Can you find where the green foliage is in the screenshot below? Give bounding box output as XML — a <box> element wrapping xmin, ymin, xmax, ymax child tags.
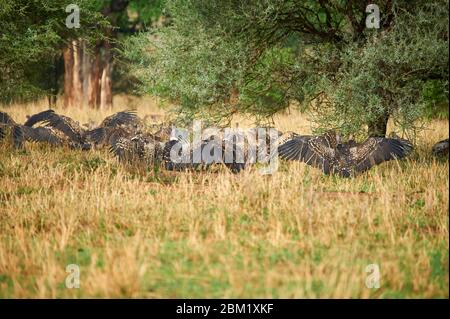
<box><xmin>127</xmin><ymin>0</ymin><xmax>164</xmax><ymax>26</ymax></box>
<box><xmin>311</xmin><ymin>1</ymin><xmax>449</xmax><ymax>138</ymax></box>
<box><xmin>422</xmin><ymin>80</ymin><xmax>449</xmax><ymax>120</ymax></box>
<box><xmin>240</xmin><ymin>47</ymin><xmax>305</xmax><ymax>121</ymax></box>
<box><xmin>0</xmin><ymin>0</ymin><xmax>108</xmax><ymax>103</ymax></box>
<box><xmin>110</xmin><ymin>0</ymin><xmax>166</xmax><ymax>95</ymax></box>
<box><xmin>122</xmin><ymin>3</ymin><xmax>252</xmax><ymax>124</ymax></box>
<box><xmin>124</xmin><ymin>0</ymin><xmax>448</xmax><ymax>136</ymax></box>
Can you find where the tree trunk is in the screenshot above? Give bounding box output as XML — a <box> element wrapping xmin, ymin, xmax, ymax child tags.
<box><xmin>88</xmin><ymin>43</ymin><xmax>102</xmax><ymax>108</ymax></box>
<box><xmin>81</xmin><ymin>41</ymin><xmax>91</xmax><ymax>105</ymax></box>
<box><xmin>100</xmin><ymin>41</ymin><xmax>113</xmax><ymax>110</ymax></box>
<box><xmin>63</xmin><ymin>46</ymin><xmax>74</xmax><ymax>108</ymax></box>
<box><xmin>61</xmin><ymin>1</ymin><xmax>132</xmax><ymax>109</ymax></box>
<box><xmin>72</xmin><ymin>40</ymin><xmax>83</xmax><ymax>107</ymax></box>
<box><xmin>368</xmin><ymin>112</ymin><xmax>389</xmax><ymax>137</ymax></box>
<box><xmin>47</xmin><ymin>54</ymin><xmax>61</xmax><ymax>107</ymax></box>
<box><xmin>63</xmin><ymin>40</ymin><xmax>84</xmax><ymax>108</ymax></box>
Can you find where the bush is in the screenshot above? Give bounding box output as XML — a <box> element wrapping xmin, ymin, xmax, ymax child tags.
<box><xmin>123</xmin><ymin>0</ymin><xmax>448</xmax><ymax>137</ymax></box>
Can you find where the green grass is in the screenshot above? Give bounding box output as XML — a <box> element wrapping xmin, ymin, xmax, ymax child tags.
<box><xmin>0</xmin><ymin>102</ymin><xmax>448</xmax><ymax>298</ymax></box>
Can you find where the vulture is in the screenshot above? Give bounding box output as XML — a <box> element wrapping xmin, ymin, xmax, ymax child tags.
<box><xmin>1</xmin><ymin>111</ymin><xmax>63</xmax><ymax>148</ymax></box>
<box><xmin>0</xmin><ymin>111</ymin><xmax>19</xmax><ymax>145</ymax></box>
<box><xmin>84</xmin><ymin>110</ymin><xmax>141</xmax><ymax>147</ymax></box>
<box><xmin>99</xmin><ymin>110</ymin><xmax>140</xmax><ymax>128</ymax></box>
<box><xmin>109</xmin><ymin>132</ymin><xmax>165</xmax><ymax>167</ymax></box>
<box><xmin>162</xmin><ymin>126</ymin><xmax>292</xmax><ymax>173</ymax></box>
<box><xmin>0</xmin><ymin>111</ymin><xmax>17</xmax><ymax>126</ymax></box>
<box><xmin>1</xmin><ymin>112</ymin><xmax>15</xmax><ymax>140</ymax></box>
<box><xmin>432</xmin><ymin>139</ymin><xmax>449</xmax><ymax>157</ymax></box>
<box><xmin>162</xmin><ymin>130</ymin><xmax>210</xmax><ymax>172</ymax></box>
<box><xmin>162</xmin><ymin>128</ymin><xmax>273</xmax><ymax>173</ymax></box>
<box><xmin>24</xmin><ymin>109</ymin><xmax>140</xmax><ymax>150</ymax></box>
<box><xmin>278</xmin><ymin>131</ymin><xmax>413</xmax><ymax>177</ymax></box>
<box><xmin>88</xmin><ymin>111</ymin><xmax>170</xmax><ymax>166</ymax></box>
<box><xmin>24</xmin><ymin>109</ymin><xmax>91</xmax><ymax>150</ymax></box>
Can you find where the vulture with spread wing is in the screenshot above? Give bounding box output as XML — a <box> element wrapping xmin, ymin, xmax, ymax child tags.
<box><xmin>278</xmin><ymin>131</ymin><xmax>413</xmax><ymax>177</ymax></box>
<box><xmin>84</xmin><ymin>110</ymin><xmax>141</xmax><ymax>147</ymax></box>
<box><xmin>84</xmin><ymin>110</ymin><xmax>174</xmax><ymax>167</ymax></box>
<box><xmin>99</xmin><ymin>110</ymin><xmax>140</xmax><ymax>128</ymax></box>
<box><xmin>24</xmin><ymin>109</ymin><xmax>91</xmax><ymax>150</ymax></box>
<box><xmin>2</xmin><ymin>111</ymin><xmax>66</xmax><ymax>148</ymax></box>
<box><xmin>163</xmin><ymin>127</ymin><xmax>283</xmax><ymax>173</ymax></box>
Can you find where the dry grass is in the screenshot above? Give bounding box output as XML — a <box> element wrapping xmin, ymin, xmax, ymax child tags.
<box><xmin>0</xmin><ymin>96</ymin><xmax>448</xmax><ymax>298</ymax></box>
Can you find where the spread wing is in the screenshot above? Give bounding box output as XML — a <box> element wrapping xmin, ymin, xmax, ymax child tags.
<box><xmin>0</xmin><ymin>112</ymin><xmax>17</xmax><ymax>126</ymax></box>
<box><xmin>15</xmin><ymin>126</ymin><xmax>63</xmax><ymax>146</ymax></box>
<box><xmin>100</xmin><ymin>110</ymin><xmax>139</xmax><ymax>128</ymax></box>
<box><xmin>278</xmin><ymin>135</ymin><xmax>335</xmax><ymax>174</ymax></box>
<box><xmin>0</xmin><ymin>124</ymin><xmax>20</xmax><ymax>143</ymax></box>
<box><xmin>23</xmin><ymin>110</ymin><xmax>55</xmax><ymax>127</ymax></box>
<box><xmin>87</xmin><ymin>126</ymin><xmax>136</xmax><ymax>148</ymax></box>
<box><xmin>351</xmin><ymin>137</ymin><xmax>413</xmax><ymax>173</ymax></box>
<box><xmin>43</xmin><ymin>113</ymin><xmax>85</xmax><ymax>144</ymax></box>
<box><xmin>1</xmin><ymin>125</ymin><xmax>29</xmax><ymax>148</ymax></box>
<box><xmin>85</xmin><ymin>127</ymin><xmax>107</xmax><ymax>145</ymax></box>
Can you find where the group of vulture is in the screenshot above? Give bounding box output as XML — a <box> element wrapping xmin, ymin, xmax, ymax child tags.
<box><xmin>1</xmin><ymin>109</ymin><xmax>448</xmax><ymax>178</ymax></box>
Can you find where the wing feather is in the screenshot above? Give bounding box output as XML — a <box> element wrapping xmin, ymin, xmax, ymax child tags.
<box><xmin>43</xmin><ymin>113</ymin><xmax>85</xmax><ymax>144</ymax></box>
<box><xmin>23</xmin><ymin>110</ymin><xmax>55</xmax><ymax>127</ymax></box>
<box><xmin>18</xmin><ymin>126</ymin><xmax>63</xmax><ymax>145</ymax></box>
<box><xmin>0</xmin><ymin>112</ymin><xmax>17</xmax><ymax>126</ymax></box>
<box><xmin>100</xmin><ymin>110</ymin><xmax>139</xmax><ymax>128</ymax></box>
<box><xmin>352</xmin><ymin>137</ymin><xmax>413</xmax><ymax>173</ymax></box>
<box><xmin>278</xmin><ymin>135</ymin><xmax>334</xmax><ymax>174</ymax></box>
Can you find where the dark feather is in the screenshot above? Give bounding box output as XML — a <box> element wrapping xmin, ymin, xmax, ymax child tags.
<box><xmin>0</xmin><ymin>112</ymin><xmax>17</xmax><ymax>126</ymax></box>
<box><xmin>43</xmin><ymin>112</ymin><xmax>85</xmax><ymax>144</ymax></box>
<box><xmin>109</xmin><ymin>132</ymin><xmax>164</xmax><ymax>166</ymax></box>
<box><xmin>23</xmin><ymin>110</ymin><xmax>55</xmax><ymax>127</ymax></box>
<box><xmin>278</xmin><ymin>135</ymin><xmax>334</xmax><ymax>174</ymax></box>
<box><xmin>352</xmin><ymin>137</ymin><xmax>413</xmax><ymax>173</ymax></box>
<box><xmin>100</xmin><ymin>110</ymin><xmax>139</xmax><ymax>128</ymax></box>
<box><xmin>278</xmin><ymin>133</ymin><xmax>413</xmax><ymax>177</ymax></box>
<box><xmin>0</xmin><ymin>124</ymin><xmax>24</xmax><ymax>148</ymax></box>
<box><xmin>18</xmin><ymin>126</ymin><xmax>63</xmax><ymax>146</ymax></box>
<box><xmin>432</xmin><ymin>138</ymin><xmax>449</xmax><ymax>157</ymax></box>
<box><xmin>85</xmin><ymin>127</ymin><xmax>107</xmax><ymax>144</ymax></box>
<box><xmin>12</xmin><ymin>125</ymin><xmax>24</xmax><ymax>148</ymax></box>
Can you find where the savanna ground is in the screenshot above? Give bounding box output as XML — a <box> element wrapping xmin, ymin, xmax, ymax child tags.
<box><xmin>0</xmin><ymin>96</ymin><xmax>448</xmax><ymax>298</ymax></box>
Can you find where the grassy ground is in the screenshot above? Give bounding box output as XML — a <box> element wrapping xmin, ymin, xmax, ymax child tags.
<box><xmin>0</xmin><ymin>97</ymin><xmax>448</xmax><ymax>298</ymax></box>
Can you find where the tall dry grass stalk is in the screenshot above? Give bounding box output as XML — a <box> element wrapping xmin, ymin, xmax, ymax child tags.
<box><xmin>0</xmin><ymin>96</ymin><xmax>448</xmax><ymax>298</ymax></box>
